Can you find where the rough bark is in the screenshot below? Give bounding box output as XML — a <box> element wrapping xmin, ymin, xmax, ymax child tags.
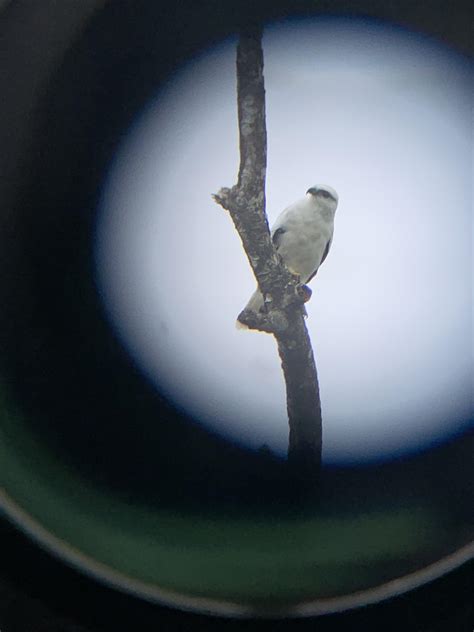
<box><xmin>213</xmin><ymin>26</ymin><xmax>322</xmax><ymax>480</ymax></box>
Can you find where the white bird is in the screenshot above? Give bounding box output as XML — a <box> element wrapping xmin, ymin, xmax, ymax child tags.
<box><xmin>237</xmin><ymin>184</ymin><xmax>338</xmax><ymax>328</ymax></box>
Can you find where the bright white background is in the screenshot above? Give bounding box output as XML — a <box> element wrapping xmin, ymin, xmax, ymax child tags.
<box><xmin>96</xmin><ymin>18</ymin><xmax>473</xmax><ymax>464</ymax></box>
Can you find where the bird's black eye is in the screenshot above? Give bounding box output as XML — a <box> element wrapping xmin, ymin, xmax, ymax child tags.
<box><xmin>320</xmin><ymin>190</ymin><xmax>330</xmax><ymax>199</ymax></box>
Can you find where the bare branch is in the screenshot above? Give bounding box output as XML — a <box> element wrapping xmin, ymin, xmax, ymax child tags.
<box><xmin>213</xmin><ymin>26</ymin><xmax>322</xmax><ymax>480</ymax></box>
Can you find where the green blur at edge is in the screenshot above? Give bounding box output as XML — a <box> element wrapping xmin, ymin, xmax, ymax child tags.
<box><xmin>0</xmin><ymin>390</ymin><xmax>440</xmax><ymax>609</ymax></box>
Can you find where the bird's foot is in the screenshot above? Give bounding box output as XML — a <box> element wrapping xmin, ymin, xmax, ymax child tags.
<box><xmin>297</xmin><ymin>284</ymin><xmax>312</xmax><ymax>303</ymax></box>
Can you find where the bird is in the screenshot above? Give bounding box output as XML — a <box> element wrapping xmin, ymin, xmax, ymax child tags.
<box><xmin>237</xmin><ymin>184</ymin><xmax>338</xmax><ymax>328</ymax></box>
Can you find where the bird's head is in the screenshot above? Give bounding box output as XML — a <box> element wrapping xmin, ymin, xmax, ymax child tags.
<box><xmin>306</xmin><ymin>184</ymin><xmax>338</xmax><ymax>213</ymax></box>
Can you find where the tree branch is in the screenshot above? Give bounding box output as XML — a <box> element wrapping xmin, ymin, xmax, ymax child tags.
<box><xmin>213</xmin><ymin>26</ymin><xmax>322</xmax><ymax>480</ymax></box>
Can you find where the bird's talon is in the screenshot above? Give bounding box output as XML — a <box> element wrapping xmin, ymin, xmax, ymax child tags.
<box><xmin>297</xmin><ymin>284</ymin><xmax>312</xmax><ymax>303</ymax></box>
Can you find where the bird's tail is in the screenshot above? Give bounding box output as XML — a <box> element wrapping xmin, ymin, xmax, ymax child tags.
<box><xmin>236</xmin><ymin>288</ymin><xmax>264</xmax><ymax>330</ymax></box>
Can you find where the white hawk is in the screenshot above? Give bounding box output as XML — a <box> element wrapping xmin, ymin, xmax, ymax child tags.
<box><xmin>237</xmin><ymin>184</ymin><xmax>338</xmax><ymax>327</ymax></box>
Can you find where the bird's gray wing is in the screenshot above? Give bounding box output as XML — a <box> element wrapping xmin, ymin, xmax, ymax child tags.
<box><xmin>320</xmin><ymin>237</ymin><xmax>332</xmax><ymax>266</ymax></box>
<box><xmin>272</xmin><ymin>226</ymin><xmax>286</xmax><ymax>250</ymax></box>
<box><xmin>306</xmin><ymin>238</ymin><xmax>332</xmax><ymax>283</ymax></box>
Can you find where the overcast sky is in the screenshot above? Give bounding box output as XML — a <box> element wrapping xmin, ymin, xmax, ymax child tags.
<box><xmin>95</xmin><ymin>18</ymin><xmax>473</xmax><ymax>464</ymax></box>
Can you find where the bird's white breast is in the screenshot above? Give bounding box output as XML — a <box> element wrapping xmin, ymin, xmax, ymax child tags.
<box><xmin>271</xmin><ymin>196</ymin><xmax>334</xmax><ymax>282</ymax></box>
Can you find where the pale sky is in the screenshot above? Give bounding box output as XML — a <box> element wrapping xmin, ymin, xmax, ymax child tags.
<box><xmin>95</xmin><ymin>18</ymin><xmax>473</xmax><ymax>464</ymax></box>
